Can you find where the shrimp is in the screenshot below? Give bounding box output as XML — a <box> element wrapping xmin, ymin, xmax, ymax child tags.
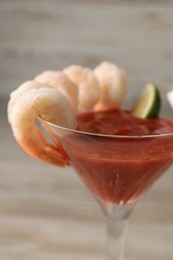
<box><xmin>94</xmin><ymin>62</ymin><xmax>127</xmax><ymax>111</ymax></box>
<box><xmin>63</xmin><ymin>65</ymin><xmax>101</xmax><ymax>111</ymax></box>
<box><xmin>34</xmin><ymin>71</ymin><xmax>78</xmax><ymax>111</ymax></box>
<box><xmin>8</xmin><ymin>81</ymin><xmax>48</xmax><ymax>124</ymax></box>
<box><xmin>8</xmin><ymin>82</ymin><xmax>76</xmax><ymax>166</ymax></box>
<box><xmin>8</xmin><ymin>61</ymin><xmax>128</xmax><ymax>167</ymax></box>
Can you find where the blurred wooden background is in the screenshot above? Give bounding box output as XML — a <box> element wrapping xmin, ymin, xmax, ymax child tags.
<box><xmin>1</xmin><ymin>0</ymin><xmax>173</xmax><ymax>102</ymax></box>
<box><xmin>0</xmin><ymin>1</ymin><xmax>173</xmax><ymax>259</ymax></box>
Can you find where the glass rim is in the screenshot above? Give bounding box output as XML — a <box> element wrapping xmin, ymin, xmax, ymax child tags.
<box><xmin>39</xmin><ymin>116</ymin><xmax>173</xmax><ymax>140</ymax></box>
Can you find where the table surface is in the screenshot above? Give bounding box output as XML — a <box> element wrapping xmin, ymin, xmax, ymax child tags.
<box><xmin>1</xmin><ymin>1</ymin><xmax>173</xmax><ymax>259</ymax></box>
<box><xmin>1</xmin><ymin>111</ymin><xmax>173</xmax><ymax>260</ymax></box>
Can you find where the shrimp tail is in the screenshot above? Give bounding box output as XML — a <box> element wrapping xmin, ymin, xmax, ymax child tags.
<box><xmin>9</xmin><ymin>85</ymin><xmax>76</xmax><ymax>167</ymax></box>
<box><xmin>15</xmin><ymin>127</ymin><xmax>67</xmax><ymax>166</ymax></box>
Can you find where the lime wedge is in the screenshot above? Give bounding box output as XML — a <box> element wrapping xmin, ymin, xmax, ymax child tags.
<box><xmin>131</xmin><ymin>83</ymin><xmax>161</xmax><ymax>118</ymax></box>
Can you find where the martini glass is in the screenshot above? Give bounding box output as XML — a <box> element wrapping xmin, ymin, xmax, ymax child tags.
<box><xmin>40</xmin><ymin>116</ymin><xmax>173</xmax><ymax>260</ymax></box>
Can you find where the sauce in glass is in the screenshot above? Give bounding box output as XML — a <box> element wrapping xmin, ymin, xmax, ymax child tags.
<box><xmin>60</xmin><ymin>109</ymin><xmax>173</xmax><ymax>203</ymax></box>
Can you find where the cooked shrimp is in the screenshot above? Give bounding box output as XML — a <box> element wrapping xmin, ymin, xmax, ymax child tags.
<box><xmin>8</xmin><ymin>83</ymin><xmax>76</xmax><ymax>166</ymax></box>
<box><xmin>8</xmin><ymin>81</ymin><xmax>47</xmax><ymax>124</ymax></box>
<box><xmin>94</xmin><ymin>62</ymin><xmax>127</xmax><ymax>111</ymax></box>
<box><xmin>8</xmin><ymin>61</ymin><xmax>128</xmax><ymax>167</ymax></box>
<box><xmin>63</xmin><ymin>65</ymin><xmax>101</xmax><ymax>111</ymax></box>
<box><xmin>34</xmin><ymin>71</ymin><xmax>78</xmax><ymax>111</ymax></box>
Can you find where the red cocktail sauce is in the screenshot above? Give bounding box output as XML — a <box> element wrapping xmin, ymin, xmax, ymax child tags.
<box><xmin>62</xmin><ymin>109</ymin><xmax>173</xmax><ymax>203</ymax></box>
<box><xmin>77</xmin><ymin>109</ymin><xmax>173</xmax><ymax>136</ymax></box>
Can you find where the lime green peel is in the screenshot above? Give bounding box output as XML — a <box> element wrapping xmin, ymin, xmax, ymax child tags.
<box><xmin>131</xmin><ymin>83</ymin><xmax>161</xmax><ymax>119</ymax></box>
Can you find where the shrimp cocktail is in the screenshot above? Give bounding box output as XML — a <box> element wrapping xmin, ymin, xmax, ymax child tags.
<box><xmin>8</xmin><ymin>62</ymin><xmax>173</xmax><ymax>259</ymax></box>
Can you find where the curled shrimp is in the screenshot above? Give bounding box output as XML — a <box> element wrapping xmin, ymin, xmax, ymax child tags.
<box><xmin>94</xmin><ymin>62</ymin><xmax>127</xmax><ymax>111</ymax></box>
<box><xmin>8</xmin><ymin>81</ymin><xmax>47</xmax><ymax>124</ymax></box>
<box><xmin>8</xmin><ymin>82</ymin><xmax>76</xmax><ymax>166</ymax></box>
<box><xmin>63</xmin><ymin>65</ymin><xmax>101</xmax><ymax>111</ymax></box>
<box><xmin>8</xmin><ymin>61</ymin><xmax>128</xmax><ymax>167</ymax></box>
<box><xmin>34</xmin><ymin>71</ymin><xmax>78</xmax><ymax>111</ymax></box>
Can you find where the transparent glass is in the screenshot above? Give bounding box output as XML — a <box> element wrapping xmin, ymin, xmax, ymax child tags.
<box><xmin>40</xmin><ymin>118</ymin><xmax>173</xmax><ymax>260</ymax></box>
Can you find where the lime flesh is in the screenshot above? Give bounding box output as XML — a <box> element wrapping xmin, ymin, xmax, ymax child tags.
<box><xmin>131</xmin><ymin>83</ymin><xmax>161</xmax><ymax>118</ymax></box>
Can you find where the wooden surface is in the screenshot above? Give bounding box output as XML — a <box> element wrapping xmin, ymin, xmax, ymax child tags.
<box><xmin>1</xmin><ymin>110</ymin><xmax>173</xmax><ymax>260</ymax></box>
<box><xmin>1</xmin><ymin>1</ymin><xmax>173</xmax><ymax>101</ymax></box>
<box><xmin>1</xmin><ymin>1</ymin><xmax>173</xmax><ymax>259</ymax></box>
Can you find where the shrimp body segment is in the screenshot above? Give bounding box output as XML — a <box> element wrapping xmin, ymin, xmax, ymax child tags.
<box><xmin>9</xmin><ymin>84</ymin><xmax>76</xmax><ymax>166</ymax></box>
<box><xmin>63</xmin><ymin>65</ymin><xmax>101</xmax><ymax>111</ymax></box>
<box><xmin>34</xmin><ymin>71</ymin><xmax>78</xmax><ymax>111</ymax></box>
<box><xmin>94</xmin><ymin>62</ymin><xmax>128</xmax><ymax>111</ymax></box>
<box><xmin>8</xmin><ymin>81</ymin><xmax>48</xmax><ymax>124</ymax></box>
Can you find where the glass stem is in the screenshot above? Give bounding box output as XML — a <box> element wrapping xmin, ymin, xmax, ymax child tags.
<box><xmin>106</xmin><ymin>214</ymin><xmax>128</xmax><ymax>260</ymax></box>
<box><xmin>101</xmin><ymin>203</ymin><xmax>133</xmax><ymax>260</ymax></box>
